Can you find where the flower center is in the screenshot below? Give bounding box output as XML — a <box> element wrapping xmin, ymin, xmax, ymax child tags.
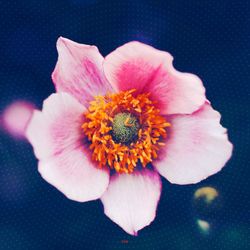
<box><xmin>82</xmin><ymin>89</ymin><xmax>170</xmax><ymax>174</ymax></box>
<box><xmin>112</xmin><ymin>112</ymin><xmax>140</xmax><ymax>144</ymax></box>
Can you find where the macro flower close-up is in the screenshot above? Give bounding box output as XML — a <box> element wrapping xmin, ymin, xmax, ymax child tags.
<box><xmin>26</xmin><ymin>37</ymin><xmax>233</xmax><ymax>235</ymax></box>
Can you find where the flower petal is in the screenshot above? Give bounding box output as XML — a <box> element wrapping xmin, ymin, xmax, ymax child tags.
<box><xmin>104</xmin><ymin>41</ymin><xmax>205</xmax><ymax>115</ymax></box>
<box><xmin>154</xmin><ymin>104</ymin><xmax>233</xmax><ymax>184</ymax></box>
<box><xmin>52</xmin><ymin>37</ymin><xmax>114</xmax><ymax>106</ymax></box>
<box><xmin>38</xmin><ymin>148</ymin><xmax>109</xmax><ymax>202</ymax></box>
<box><xmin>26</xmin><ymin>93</ymin><xmax>109</xmax><ymax>202</ymax></box>
<box><xmin>101</xmin><ymin>169</ymin><xmax>161</xmax><ymax>235</ymax></box>
<box><xmin>26</xmin><ymin>92</ymin><xmax>85</xmax><ymax>160</ymax></box>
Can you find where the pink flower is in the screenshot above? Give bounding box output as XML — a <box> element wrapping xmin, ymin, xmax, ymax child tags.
<box><xmin>26</xmin><ymin>37</ymin><xmax>233</xmax><ymax>235</ymax></box>
<box><xmin>2</xmin><ymin>101</ymin><xmax>34</xmax><ymax>138</ymax></box>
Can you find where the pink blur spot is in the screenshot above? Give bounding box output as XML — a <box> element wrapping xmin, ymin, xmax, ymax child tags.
<box><xmin>2</xmin><ymin>101</ymin><xmax>35</xmax><ymax>138</ymax></box>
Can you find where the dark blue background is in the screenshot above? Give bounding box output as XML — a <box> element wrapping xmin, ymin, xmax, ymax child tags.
<box><xmin>0</xmin><ymin>1</ymin><xmax>249</xmax><ymax>249</ymax></box>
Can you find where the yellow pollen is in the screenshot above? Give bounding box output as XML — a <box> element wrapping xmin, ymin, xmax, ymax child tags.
<box><xmin>82</xmin><ymin>89</ymin><xmax>171</xmax><ymax>174</ymax></box>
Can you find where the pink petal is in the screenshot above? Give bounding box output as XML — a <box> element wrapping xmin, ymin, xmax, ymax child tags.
<box><xmin>26</xmin><ymin>93</ymin><xmax>109</xmax><ymax>202</ymax></box>
<box><xmin>38</xmin><ymin>147</ymin><xmax>109</xmax><ymax>202</ymax></box>
<box><xmin>154</xmin><ymin>104</ymin><xmax>233</xmax><ymax>184</ymax></box>
<box><xmin>52</xmin><ymin>37</ymin><xmax>114</xmax><ymax>107</ymax></box>
<box><xmin>26</xmin><ymin>92</ymin><xmax>85</xmax><ymax>160</ymax></box>
<box><xmin>101</xmin><ymin>169</ymin><xmax>161</xmax><ymax>235</ymax></box>
<box><xmin>104</xmin><ymin>41</ymin><xmax>205</xmax><ymax>115</ymax></box>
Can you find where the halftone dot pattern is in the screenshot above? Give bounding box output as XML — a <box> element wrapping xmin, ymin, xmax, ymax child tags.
<box><xmin>0</xmin><ymin>0</ymin><xmax>249</xmax><ymax>249</ymax></box>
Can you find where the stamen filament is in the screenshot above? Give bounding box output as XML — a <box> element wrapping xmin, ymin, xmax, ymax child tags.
<box><xmin>82</xmin><ymin>89</ymin><xmax>170</xmax><ymax>173</ymax></box>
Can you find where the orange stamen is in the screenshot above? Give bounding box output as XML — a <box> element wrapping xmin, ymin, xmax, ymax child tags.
<box><xmin>82</xmin><ymin>89</ymin><xmax>171</xmax><ymax>174</ymax></box>
<box><xmin>124</xmin><ymin>116</ymin><xmax>133</xmax><ymax>127</ymax></box>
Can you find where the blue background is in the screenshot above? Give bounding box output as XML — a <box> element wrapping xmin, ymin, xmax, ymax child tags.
<box><xmin>0</xmin><ymin>0</ymin><xmax>249</xmax><ymax>249</ymax></box>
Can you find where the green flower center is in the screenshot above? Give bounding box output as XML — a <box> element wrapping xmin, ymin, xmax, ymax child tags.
<box><xmin>112</xmin><ymin>112</ymin><xmax>140</xmax><ymax>144</ymax></box>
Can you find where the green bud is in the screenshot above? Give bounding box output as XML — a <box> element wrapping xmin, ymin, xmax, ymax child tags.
<box><xmin>112</xmin><ymin>112</ymin><xmax>140</xmax><ymax>145</ymax></box>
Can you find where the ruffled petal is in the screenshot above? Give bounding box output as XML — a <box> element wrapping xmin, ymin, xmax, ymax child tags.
<box><xmin>26</xmin><ymin>93</ymin><xmax>109</xmax><ymax>202</ymax></box>
<box><xmin>104</xmin><ymin>41</ymin><xmax>205</xmax><ymax>115</ymax></box>
<box><xmin>101</xmin><ymin>169</ymin><xmax>161</xmax><ymax>235</ymax></box>
<box><xmin>38</xmin><ymin>148</ymin><xmax>109</xmax><ymax>202</ymax></box>
<box><xmin>26</xmin><ymin>92</ymin><xmax>85</xmax><ymax>160</ymax></box>
<box><xmin>52</xmin><ymin>37</ymin><xmax>114</xmax><ymax>107</ymax></box>
<box><xmin>154</xmin><ymin>104</ymin><xmax>233</xmax><ymax>184</ymax></box>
